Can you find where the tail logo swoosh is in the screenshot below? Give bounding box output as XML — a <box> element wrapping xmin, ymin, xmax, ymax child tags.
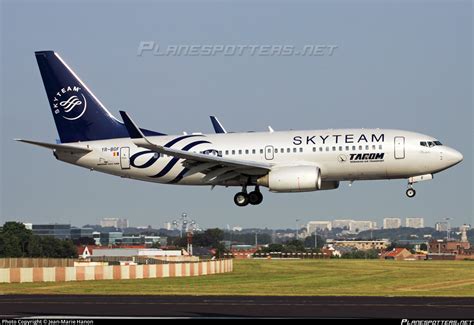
<box><xmin>52</xmin><ymin>85</ymin><xmax>87</xmax><ymax>121</ymax></box>
<box><xmin>60</xmin><ymin>95</ymin><xmax>82</xmax><ymax>112</ymax></box>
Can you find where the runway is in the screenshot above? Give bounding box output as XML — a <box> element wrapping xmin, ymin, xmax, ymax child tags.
<box><xmin>1</xmin><ymin>295</ymin><xmax>473</xmax><ymax>318</ymax></box>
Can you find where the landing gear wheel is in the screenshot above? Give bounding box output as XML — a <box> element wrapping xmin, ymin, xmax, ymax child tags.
<box><xmin>234</xmin><ymin>192</ymin><xmax>249</xmax><ymax>207</ymax></box>
<box><xmin>248</xmin><ymin>191</ymin><xmax>264</xmax><ymax>205</ymax></box>
<box><xmin>406</xmin><ymin>188</ymin><xmax>416</xmax><ymax>198</ymax></box>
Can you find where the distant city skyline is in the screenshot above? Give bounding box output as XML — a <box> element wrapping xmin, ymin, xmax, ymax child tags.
<box><xmin>1</xmin><ymin>1</ymin><xmax>472</xmax><ymax>228</ymax></box>
<box><xmin>10</xmin><ymin>215</ymin><xmax>471</xmax><ymax>231</ymax></box>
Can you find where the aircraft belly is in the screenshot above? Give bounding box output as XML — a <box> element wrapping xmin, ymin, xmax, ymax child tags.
<box><xmin>317</xmin><ymin>157</ymin><xmax>388</xmax><ymax>181</ymax></box>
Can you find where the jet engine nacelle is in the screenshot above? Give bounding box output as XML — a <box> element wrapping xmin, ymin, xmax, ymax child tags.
<box><xmin>319</xmin><ymin>180</ymin><xmax>339</xmax><ymax>190</ymax></box>
<box><xmin>257</xmin><ymin>166</ymin><xmax>322</xmax><ymax>193</ymax></box>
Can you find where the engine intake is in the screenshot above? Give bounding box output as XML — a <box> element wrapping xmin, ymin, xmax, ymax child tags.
<box><xmin>257</xmin><ymin>166</ymin><xmax>322</xmax><ymax>192</ymax></box>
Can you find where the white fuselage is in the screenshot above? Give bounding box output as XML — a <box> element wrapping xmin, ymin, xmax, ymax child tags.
<box><xmin>55</xmin><ymin>128</ymin><xmax>463</xmax><ymax>188</ymax></box>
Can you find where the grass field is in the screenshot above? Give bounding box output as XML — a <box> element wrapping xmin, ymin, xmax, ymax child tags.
<box><xmin>0</xmin><ymin>259</ymin><xmax>473</xmax><ymax>296</ymax></box>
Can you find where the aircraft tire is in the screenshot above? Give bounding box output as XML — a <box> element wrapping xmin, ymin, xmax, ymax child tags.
<box><xmin>249</xmin><ymin>191</ymin><xmax>263</xmax><ymax>205</ymax></box>
<box><xmin>406</xmin><ymin>188</ymin><xmax>416</xmax><ymax>198</ymax></box>
<box><xmin>234</xmin><ymin>192</ymin><xmax>249</xmax><ymax>206</ymax></box>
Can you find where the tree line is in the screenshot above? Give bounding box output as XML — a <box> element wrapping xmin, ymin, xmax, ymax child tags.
<box><xmin>0</xmin><ymin>222</ymin><xmax>77</xmax><ymax>258</ymax></box>
<box><xmin>169</xmin><ymin>228</ymin><xmax>228</xmax><ymax>257</ymax></box>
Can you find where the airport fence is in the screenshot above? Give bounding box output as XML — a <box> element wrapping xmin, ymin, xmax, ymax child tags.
<box><xmin>224</xmin><ymin>252</ymin><xmax>331</xmax><ymax>259</ymax></box>
<box><xmin>0</xmin><ymin>258</ymin><xmax>75</xmax><ymax>268</ymax></box>
<box><xmin>89</xmin><ymin>255</ymin><xmax>200</xmax><ymax>264</ymax></box>
<box><xmin>0</xmin><ymin>259</ymin><xmax>233</xmax><ymax>283</ymax></box>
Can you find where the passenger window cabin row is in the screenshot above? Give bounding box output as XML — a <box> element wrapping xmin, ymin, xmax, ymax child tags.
<box><xmin>162</xmin><ymin>145</ymin><xmax>385</xmax><ymax>158</ymax></box>
<box><xmin>212</xmin><ymin>144</ymin><xmax>384</xmax><ymax>156</ymax></box>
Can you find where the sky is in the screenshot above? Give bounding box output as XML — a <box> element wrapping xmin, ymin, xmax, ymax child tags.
<box><xmin>0</xmin><ymin>0</ymin><xmax>472</xmax><ymax>229</ymax></box>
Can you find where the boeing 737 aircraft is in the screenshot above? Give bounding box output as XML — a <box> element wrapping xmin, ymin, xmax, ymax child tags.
<box><xmin>17</xmin><ymin>51</ymin><xmax>463</xmax><ymax>207</ymax></box>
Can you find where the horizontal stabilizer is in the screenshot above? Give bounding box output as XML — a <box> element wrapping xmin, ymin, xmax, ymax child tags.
<box><xmin>14</xmin><ymin>139</ymin><xmax>92</xmax><ymax>153</ymax></box>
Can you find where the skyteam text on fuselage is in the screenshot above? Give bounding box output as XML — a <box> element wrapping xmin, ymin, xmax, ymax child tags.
<box><xmin>16</xmin><ymin>51</ymin><xmax>464</xmax><ymax>207</ymax></box>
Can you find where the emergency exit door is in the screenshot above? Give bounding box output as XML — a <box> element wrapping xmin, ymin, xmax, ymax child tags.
<box><xmin>120</xmin><ymin>147</ymin><xmax>130</xmax><ymax>169</ymax></box>
<box><xmin>394</xmin><ymin>136</ymin><xmax>405</xmax><ymax>159</ymax></box>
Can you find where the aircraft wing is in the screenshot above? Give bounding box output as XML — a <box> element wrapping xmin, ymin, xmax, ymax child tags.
<box><xmin>120</xmin><ymin>111</ymin><xmax>271</xmax><ymax>184</ymax></box>
<box><xmin>14</xmin><ymin>139</ymin><xmax>92</xmax><ymax>154</ymax></box>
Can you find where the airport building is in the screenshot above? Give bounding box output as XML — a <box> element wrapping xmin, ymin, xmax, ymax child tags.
<box><xmin>383</xmin><ymin>218</ymin><xmax>402</xmax><ymax>229</ymax></box>
<box><xmin>349</xmin><ymin>221</ymin><xmax>376</xmax><ymax>233</ymax></box>
<box><xmin>396</xmin><ymin>239</ymin><xmax>429</xmax><ymax>252</ymax></box>
<box><xmin>92</xmin><ymin>232</ymin><xmax>101</xmax><ymax>245</ymax></box>
<box><xmin>435</xmin><ymin>222</ymin><xmax>449</xmax><ymax>232</ymax></box>
<box><xmin>380</xmin><ymin>248</ymin><xmax>415</xmax><ymax>261</ymax></box>
<box><xmin>121</xmin><ymin>235</ymin><xmax>167</xmax><ymax>247</ymax></box>
<box><xmin>32</xmin><ymin>224</ymin><xmax>71</xmax><ymax>240</ymax></box>
<box><xmin>31</xmin><ymin>224</ymin><xmax>96</xmax><ymax>241</ymax></box>
<box><xmin>99</xmin><ymin>231</ymin><xmax>123</xmax><ymax>246</ymax></box>
<box><xmin>331</xmin><ymin>220</ymin><xmax>376</xmax><ymax>233</ymax></box>
<box><xmin>428</xmin><ymin>240</ymin><xmax>468</xmax><ymax>254</ymax></box>
<box><xmin>331</xmin><ymin>220</ymin><xmax>353</xmax><ymax>230</ymax></box>
<box><xmin>70</xmin><ymin>227</ymin><xmax>94</xmax><ymax>240</ymax></box>
<box><xmin>327</xmin><ymin>239</ymin><xmax>390</xmax><ymax>251</ymax></box>
<box><xmin>100</xmin><ymin>218</ymin><xmax>129</xmax><ymax>229</ymax></box>
<box><xmin>405</xmin><ymin>218</ymin><xmax>424</xmax><ymax>228</ymax></box>
<box><xmin>22</xmin><ymin>223</ymin><xmax>33</xmax><ymax>230</ymax></box>
<box><xmin>91</xmin><ymin>248</ymin><xmax>184</xmax><ymax>259</ymax></box>
<box><xmin>427</xmin><ymin>224</ymin><xmax>474</xmax><ymax>261</ymax></box>
<box><xmin>307</xmin><ymin>221</ymin><xmax>332</xmax><ymax>233</ymax></box>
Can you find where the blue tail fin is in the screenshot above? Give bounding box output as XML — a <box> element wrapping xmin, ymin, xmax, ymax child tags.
<box><xmin>35</xmin><ymin>51</ymin><xmax>164</xmax><ymax>143</ymax></box>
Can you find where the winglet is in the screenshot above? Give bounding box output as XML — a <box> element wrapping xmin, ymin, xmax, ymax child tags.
<box><xmin>119</xmin><ymin>111</ymin><xmax>146</xmax><ymax>139</ymax></box>
<box><xmin>210</xmin><ymin>116</ymin><xmax>227</xmax><ymax>134</ymax></box>
<box><xmin>119</xmin><ymin>111</ymin><xmax>159</xmax><ymax>150</ymax></box>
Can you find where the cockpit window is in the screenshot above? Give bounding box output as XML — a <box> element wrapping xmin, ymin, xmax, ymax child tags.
<box><xmin>420</xmin><ymin>140</ymin><xmax>443</xmax><ymax>147</ymax></box>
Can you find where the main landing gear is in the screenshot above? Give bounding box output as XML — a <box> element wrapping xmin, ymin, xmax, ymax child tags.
<box><xmin>234</xmin><ymin>185</ymin><xmax>264</xmax><ymax>207</ymax></box>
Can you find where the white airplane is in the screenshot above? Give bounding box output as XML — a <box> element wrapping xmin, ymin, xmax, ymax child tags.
<box><xmin>17</xmin><ymin>51</ymin><xmax>463</xmax><ymax>207</ymax></box>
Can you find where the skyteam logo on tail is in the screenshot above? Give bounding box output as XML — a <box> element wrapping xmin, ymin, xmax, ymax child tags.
<box><xmin>51</xmin><ymin>86</ymin><xmax>87</xmax><ymax>121</ymax></box>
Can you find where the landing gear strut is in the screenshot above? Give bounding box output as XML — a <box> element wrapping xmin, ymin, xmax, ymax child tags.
<box><xmin>234</xmin><ymin>185</ymin><xmax>263</xmax><ymax>207</ymax></box>
<box><xmin>406</xmin><ymin>183</ymin><xmax>416</xmax><ymax>198</ymax></box>
<box><xmin>248</xmin><ymin>186</ymin><xmax>263</xmax><ymax>205</ymax></box>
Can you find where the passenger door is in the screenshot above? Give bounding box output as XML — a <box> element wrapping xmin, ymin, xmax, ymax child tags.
<box><xmin>120</xmin><ymin>147</ymin><xmax>131</xmax><ymax>169</ymax></box>
<box><xmin>394</xmin><ymin>136</ymin><xmax>405</xmax><ymax>159</ymax></box>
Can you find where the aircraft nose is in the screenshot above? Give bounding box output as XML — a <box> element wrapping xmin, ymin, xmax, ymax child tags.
<box><xmin>446</xmin><ymin>148</ymin><xmax>463</xmax><ymax>165</ymax></box>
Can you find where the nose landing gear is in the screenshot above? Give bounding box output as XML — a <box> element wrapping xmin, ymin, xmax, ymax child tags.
<box><xmin>406</xmin><ymin>187</ymin><xmax>416</xmax><ymax>198</ymax></box>
<box><xmin>405</xmin><ymin>174</ymin><xmax>433</xmax><ymax>198</ymax></box>
<box><xmin>406</xmin><ymin>182</ymin><xmax>416</xmax><ymax>198</ymax></box>
<box><xmin>234</xmin><ymin>185</ymin><xmax>263</xmax><ymax>207</ymax></box>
